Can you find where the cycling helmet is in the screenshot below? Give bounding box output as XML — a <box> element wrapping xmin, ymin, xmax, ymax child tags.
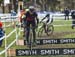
<box><xmin>29</xmin><ymin>6</ymin><xmax>35</xmax><ymax>12</ymax></box>
<box><xmin>46</xmin><ymin>14</ymin><xmax>50</xmax><ymax>17</ymax></box>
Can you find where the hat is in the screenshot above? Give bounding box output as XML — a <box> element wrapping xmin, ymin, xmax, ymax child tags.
<box><xmin>0</xmin><ymin>21</ymin><xmax>3</xmax><ymax>28</ymax></box>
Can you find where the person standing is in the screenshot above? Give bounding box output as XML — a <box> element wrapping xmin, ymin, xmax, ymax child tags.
<box><xmin>64</xmin><ymin>8</ymin><xmax>70</xmax><ymax>20</ymax></box>
<box><xmin>71</xmin><ymin>10</ymin><xmax>75</xmax><ymax>29</ymax></box>
<box><xmin>11</xmin><ymin>10</ymin><xmax>16</xmax><ymax>16</ymax></box>
<box><xmin>19</xmin><ymin>9</ymin><xmax>26</xmax><ymax>26</ymax></box>
<box><xmin>0</xmin><ymin>21</ymin><xmax>4</xmax><ymax>47</ymax></box>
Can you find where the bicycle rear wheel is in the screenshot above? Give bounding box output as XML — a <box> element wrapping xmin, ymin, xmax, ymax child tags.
<box><xmin>46</xmin><ymin>24</ymin><xmax>54</xmax><ymax>36</ymax></box>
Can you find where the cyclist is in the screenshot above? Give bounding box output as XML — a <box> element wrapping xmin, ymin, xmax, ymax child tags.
<box><xmin>11</xmin><ymin>10</ymin><xmax>16</xmax><ymax>16</ymax></box>
<box><xmin>40</xmin><ymin>13</ymin><xmax>52</xmax><ymax>33</ymax></box>
<box><xmin>24</xmin><ymin>6</ymin><xmax>39</xmax><ymax>46</ymax></box>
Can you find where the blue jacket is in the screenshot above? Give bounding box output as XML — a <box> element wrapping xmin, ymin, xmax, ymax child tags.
<box><xmin>0</xmin><ymin>28</ymin><xmax>4</xmax><ymax>38</ymax></box>
<box><xmin>11</xmin><ymin>11</ymin><xmax>16</xmax><ymax>16</ymax></box>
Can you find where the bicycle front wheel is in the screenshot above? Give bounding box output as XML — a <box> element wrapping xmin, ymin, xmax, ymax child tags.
<box><xmin>46</xmin><ymin>24</ymin><xmax>54</xmax><ymax>36</ymax></box>
<box><xmin>38</xmin><ymin>26</ymin><xmax>44</xmax><ymax>37</ymax></box>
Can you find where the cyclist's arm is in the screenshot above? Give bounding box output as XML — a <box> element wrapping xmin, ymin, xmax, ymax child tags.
<box><xmin>35</xmin><ymin>12</ymin><xmax>39</xmax><ymax>24</ymax></box>
<box><xmin>41</xmin><ymin>14</ymin><xmax>49</xmax><ymax>22</ymax></box>
<box><xmin>41</xmin><ymin>16</ymin><xmax>46</xmax><ymax>22</ymax></box>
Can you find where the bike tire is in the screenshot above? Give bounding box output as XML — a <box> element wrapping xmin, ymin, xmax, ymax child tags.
<box><xmin>38</xmin><ymin>26</ymin><xmax>44</xmax><ymax>37</ymax></box>
<box><xmin>46</xmin><ymin>24</ymin><xmax>54</xmax><ymax>36</ymax></box>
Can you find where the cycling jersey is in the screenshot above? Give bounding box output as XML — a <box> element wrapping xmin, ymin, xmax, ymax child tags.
<box><xmin>25</xmin><ymin>11</ymin><xmax>37</xmax><ymax>21</ymax></box>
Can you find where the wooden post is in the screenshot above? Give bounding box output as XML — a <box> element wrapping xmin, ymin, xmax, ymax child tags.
<box><xmin>16</xmin><ymin>39</ymin><xmax>24</xmax><ymax>45</ymax></box>
<box><xmin>7</xmin><ymin>49</ymin><xmax>16</xmax><ymax>57</ymax></box>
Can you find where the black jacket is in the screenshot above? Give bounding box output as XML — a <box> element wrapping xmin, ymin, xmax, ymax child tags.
<box><xmin>71</xmin><ymin>11</ymin><xmax>75</xmax><ymax>19</ymax></box>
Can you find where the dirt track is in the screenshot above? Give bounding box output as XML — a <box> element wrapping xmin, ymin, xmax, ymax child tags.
<box><xmin>17</xmin><ymin>31</ymin><xmax>75</xmax><ymax>49</ymax></box>
<box><xmin>37</xmin><ymin>31</ymin><xmax>75</xmax><ymax>39</ymax></box>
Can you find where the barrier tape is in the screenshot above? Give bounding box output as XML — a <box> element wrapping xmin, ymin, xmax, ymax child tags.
<box><xmin>3</xmin><ymin>23</ymin><xmax>14</xmax><ymax>28</ymax></box>
<box><xmin>0</xmin><ymin>16</ymin><xmax>18</xmax><ymax>20</ymax></box>
<box><xmin>6</xmin><ymin>29</ymin><xmax>16</xmax><ymax>38</ymax></box>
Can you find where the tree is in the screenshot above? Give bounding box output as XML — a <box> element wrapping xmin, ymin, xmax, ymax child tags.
<box><xmin>36</xmin><ymin>0</ymin><xmax>60</xmax><ymax>11</ymax></box>
<box><xmin>0</xmin><ymin>0</ymin><xmax>4</xmax><ymax>13</ymax></box>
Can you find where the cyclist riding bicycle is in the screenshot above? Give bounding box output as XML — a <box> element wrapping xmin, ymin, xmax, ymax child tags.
<box><xmin>40</xmin><ymin>13</ymin><xmax>53</xmax><ymax>33</ymax></box>
<box><xmin>24</xmin><ymin>6</ymin><xmax>39</xmax><ymax>46</ymax></box>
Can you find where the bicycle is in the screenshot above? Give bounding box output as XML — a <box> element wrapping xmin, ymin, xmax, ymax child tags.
<box><xmin>37</xmin><ymin>18</ymin><xmax>54</xmax><ymax>37</ymax></box>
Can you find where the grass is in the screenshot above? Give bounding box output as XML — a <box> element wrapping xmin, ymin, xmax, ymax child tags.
<box><xmin>1</xmin><ymin>19</ymin><xmax>75</xmax><ymax>57</ymax></box>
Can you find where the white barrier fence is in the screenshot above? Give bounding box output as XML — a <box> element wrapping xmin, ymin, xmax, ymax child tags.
<box><xmin>0</xmin><ymin>16</ymin><xmax>19</xmax><ymax>57</ymax></box>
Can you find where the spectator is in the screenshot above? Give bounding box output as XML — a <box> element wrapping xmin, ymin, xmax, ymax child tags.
<box><xmin>64</xmin><ymin>8</ymin><xmax>70</xmax><ymax>20</ymax></box>
<box><xmin>71</xmin><ymin>10</ymin><xmax>75</xmax><ymax>29</ymax></box>
<box><xmin>11</xmin><ymin>10</ymin><xmax>16</xmax><ymax>16</ymax></box>
<box><xmin>19</xmin><ymin>9</ymin><xmax>26</xmax><ymax>25</ymax></box>
<box><xmin>0</xmin><ymin>21</ymin><xmax>4</xmax><ymax>47</ymax></box>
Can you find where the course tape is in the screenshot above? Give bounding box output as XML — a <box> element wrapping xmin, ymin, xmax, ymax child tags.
<box><xmin>3</xmin><ymin>23</ymin><xmax>14</xmax><ymax>28</ymax></box>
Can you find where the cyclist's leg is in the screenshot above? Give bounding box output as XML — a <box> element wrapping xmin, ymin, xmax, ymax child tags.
<box><xmin>43</xmin><ymin>23</ymin><xmax>47</xmax><ymax>33</ymax></box>
<box><xmin>26</xmin><ymin>21</ymin><xmax>30</xmax><ymax>45</ymax></box>
<box><xmin>32</xmin><ymin>21</ymin><xmax>36</xmax><ymax>43</ymax></box>
<box><xmin>68</xmin><ymin>15</ymin><xmax>69</xmax><ymax>20</ymax></box>
<box><xmin>65</xmin><ymin>15</ymin><xmax>66</xmax><ymax>20</ymax></box>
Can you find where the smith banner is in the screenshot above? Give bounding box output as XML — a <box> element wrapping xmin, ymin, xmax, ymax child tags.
<box><xmin>24</xmin><ymin>38</ymin><xmax>75</xmax><ymax>45</ymax></box>
<box><xmin>16</xmin><ymin>48</ymin><xmax>75</xmax><ymax>56</ymax></box>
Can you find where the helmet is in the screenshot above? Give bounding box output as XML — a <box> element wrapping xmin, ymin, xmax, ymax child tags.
<box><xmin>29</xmin><ymin>6</ymin><xmax>35</xmax><ymax>12</ymax></box>
<box><xmin>46</xmin><ymin>14</ymin><xmax>50</xmax><ymax>17</ymax></box>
